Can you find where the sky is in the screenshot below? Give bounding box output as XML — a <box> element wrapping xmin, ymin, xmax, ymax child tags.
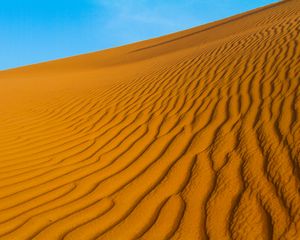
<box><xmin>0</xmin><ymin>0</ymin><xmax>279</xmax><ymax>70</ymax></box>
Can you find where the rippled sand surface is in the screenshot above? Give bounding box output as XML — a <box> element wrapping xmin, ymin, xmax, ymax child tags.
<box><xmin>0</xmin><ymin>1</ymin><xmax>299</xmax><ymax>239</ymax></box>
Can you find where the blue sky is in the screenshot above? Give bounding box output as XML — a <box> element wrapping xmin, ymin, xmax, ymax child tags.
<box><xmin>0</xmin><ymin>0</ymin><xmax>279</xmax><ymax>70</ymax></box>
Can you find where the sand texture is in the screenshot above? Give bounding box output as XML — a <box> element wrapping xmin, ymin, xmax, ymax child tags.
<box><xmin>0</xmin><ymin>0</ymin><xmax>300</xmax><ymax>239</ymax></box>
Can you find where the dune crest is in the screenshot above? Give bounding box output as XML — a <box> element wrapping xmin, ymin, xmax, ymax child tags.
<box><xmin>0</xmin><ymin>0</ymin><xmax>300</xmax><ymax>239</ymax></box>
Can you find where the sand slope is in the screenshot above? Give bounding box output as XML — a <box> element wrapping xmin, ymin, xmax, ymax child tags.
<box><xmin>0</xmin><ymin>0</ymin><xmax>300</xmax><ymax>239</ymax></box>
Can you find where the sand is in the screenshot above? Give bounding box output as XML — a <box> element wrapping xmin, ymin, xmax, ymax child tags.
<box><xmin>0</xmin><ymin>0</ymin><xmax>299</xmax><ymax>239</ymax></box>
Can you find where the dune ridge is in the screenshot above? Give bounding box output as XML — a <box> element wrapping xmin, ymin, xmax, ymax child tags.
<box><xmin>0</xmin><ymin>0</ymin><xmax>300</xmax><ymax>239</ymax></box>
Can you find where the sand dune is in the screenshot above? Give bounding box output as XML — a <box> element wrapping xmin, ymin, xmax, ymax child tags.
<box><xmin>0</xmin><ymin>0</ymin><xmax>300</xmax><ymax>239</ymax></box>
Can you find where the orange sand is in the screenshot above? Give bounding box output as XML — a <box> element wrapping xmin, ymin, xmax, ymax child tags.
<box><xmin>0</xmin><ymin>0</ymin><xmax>300</xmax><ymax>239</ymax></box>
